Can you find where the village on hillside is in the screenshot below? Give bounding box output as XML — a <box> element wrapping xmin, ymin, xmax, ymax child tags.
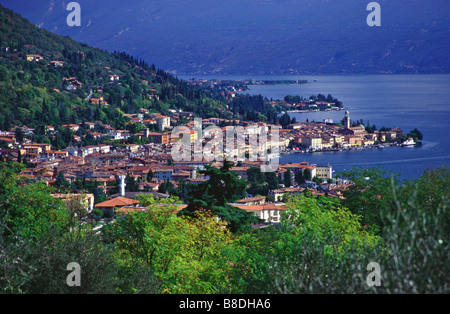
<box><xmin>0</xmin><ymin>105</ymin><xmax>410</xmax><ymax>227</ymax></box>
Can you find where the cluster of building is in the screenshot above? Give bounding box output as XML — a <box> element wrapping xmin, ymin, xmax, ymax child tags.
<box><xmin>287</xmin><ymin>111</ymin><xmax>404</xmax><ymax>151</ymax></box>
<box><xmin>0</xmin><ymin>46</ymin><xmax>368</xmax><ymax>227</ymax></box>
<box><xmin>1</xmin><ymin>115</ymin><xmax>350</xmax><ymax>226</ymax></box>
<box><xmin>2</xmin><ymin>108</ymin><xmax>384</xmax><ymax>227</ymax></box>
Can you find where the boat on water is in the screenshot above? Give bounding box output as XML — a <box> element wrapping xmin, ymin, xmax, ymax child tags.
<box><xmin>401</xmin><ymin>138</ymin><xmax>416</xmax><ymax>146</ymax></box>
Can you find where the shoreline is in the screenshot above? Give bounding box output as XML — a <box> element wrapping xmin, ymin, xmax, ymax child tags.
<box><xmin>279</xmin><ymin>141</ymin><xmax>413</xmax><ymax>156</ymax></box>
<box><xmin>286</xmin><ymin>107</ymin><xmax>347</xmax><ymax>113</ymax></box>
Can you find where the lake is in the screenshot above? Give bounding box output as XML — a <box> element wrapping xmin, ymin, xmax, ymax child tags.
<box><xmin>179</xmin><ymin>74</ymin><xmax>450</xmax><ymax>181</ymax></box>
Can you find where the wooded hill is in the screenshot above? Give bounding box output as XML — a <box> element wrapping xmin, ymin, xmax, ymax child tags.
<box><xmin>0</xmin><ymin>4</ymin><xmax>230</xmax><ymax>134</ymax></box>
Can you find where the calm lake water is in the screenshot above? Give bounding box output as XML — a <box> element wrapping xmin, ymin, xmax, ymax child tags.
<box><xmin>180</xmin><ymin>74</ymin><xmax>450</xmax><ymax>181</ymax></box>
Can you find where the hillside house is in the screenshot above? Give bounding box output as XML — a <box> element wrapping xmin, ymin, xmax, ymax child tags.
<box><xmin>94</xmin><ymin>196</ymin><xmax>140</xmax><ymax>215</ymax></box>
<box><xmin>232</xmin><ymin>203</ymin><xmax>286</xmax><ymax>224</ymax></box>
<box><xmin>26</xmin><ymin>54</ymin><xmax>43</xmax><ymax>62</ymax></box>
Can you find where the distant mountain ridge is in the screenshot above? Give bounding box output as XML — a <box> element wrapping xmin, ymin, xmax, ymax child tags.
<box><xmin>1</xmin><ymin>0</ymin><xmax>450</xmax><ymax>75</ymax></box>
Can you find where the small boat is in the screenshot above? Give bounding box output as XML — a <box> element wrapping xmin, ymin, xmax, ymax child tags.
<box><xmin>401</xmin><ymin>138</ymin><xmax>416</xmax><ymax>146</ymax></box>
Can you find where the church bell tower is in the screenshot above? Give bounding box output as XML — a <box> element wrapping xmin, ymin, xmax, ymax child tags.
<box><xmin>343</xmin><ymin>111</ymin><xmax>351</xmax><ymax>129</ymax></box>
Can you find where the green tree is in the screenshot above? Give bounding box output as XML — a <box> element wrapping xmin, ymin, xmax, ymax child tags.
<box><xmin>54</xmin><ymin>171</ymin><xmax>70</xmax><ymax>191</ymax></box>
<box><xmin>109</xmin><ymin>197</ymin><xmax>234</xmax><ymax>293</ymax></box>
<box><xmin>407</xmin><ymin>128</ymin><xmax>423</xmax><ymax>141</ymax></box>
<box><xmin>339</xmin><ymin>167</ymin><xmax>400</xmax><ymax>235</ymax></box>
<box><xmin>14</xmin><ymin>128</ymin><xmax>24</xmax><ymax>143</ymax></box>
<box><xmin>0</xmin><ymin>229</ymin><xmax>118</xmax><ymax>294</ymax></box>
<box><xmin>282</xmin><ymin>194</ymin><xmax>379</xmax><ymax>251</ymax></box>
<box><xmin>265</xmin><ymin>171</ymin><xmax>279</xmax><ymax>190</ymax></box>
<box><xmin>125</xmin><ymin>174</ymin><xmax>140</xmax><ymax>192</ymax></box>
<box><xmin>247</xmin><ymin>166</ymin><xmax>270</xmax><ymax>196</ymax></box>
<box><xmin>283</xmin><ymin>169</ymin><xmax>292</xmax><ymax>187</ymax></box>
<box><xmin>180</xmin><ymin>162</ymin><xmax>257</xmax><ymax>232</ymax></box>
<box><xmin>304</xmin><ymin>168</ymin><xmax>312</xmax><ymax>181</ymax></box>
<box><xmin>295</xmin><ymin>171</ymin><xmax>305</xmax><ymax>185</ymax></box>
<box><xmin>0</xmin><ymin>162</ymin><xmax>70</xmax><ymax>241</ymax></box>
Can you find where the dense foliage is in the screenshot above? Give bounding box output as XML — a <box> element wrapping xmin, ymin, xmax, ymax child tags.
<box><xmin>1</xmin><ymin>161</ymin><xmax>448</xmax><ymax>294</ymax></box>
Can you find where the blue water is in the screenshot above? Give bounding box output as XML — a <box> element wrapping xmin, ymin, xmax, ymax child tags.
<box><xmin>180</xmin><ymin>74</ymin><xmax>450</xmax><ymax>181</ymax></box>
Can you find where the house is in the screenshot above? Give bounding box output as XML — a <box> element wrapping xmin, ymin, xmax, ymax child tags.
<box><xmin>94</xmin><ymin>196</ymin><xmax>140</xmax><ymax>215</ymax></box>
<box><xmin>229</xmin><ymin>167</ymin><xmax>249</xmax><ymax>179</ymax></box>
<box><xmin>300</xmin><ymin>136</ymin><xmax>322</xmax><ymax>150</ymax></box>
<box><xmin>349</xmin><ymin>125</ymin><xmax>367</xmax><ymax>136</ymax></box>
<box><xmin>139</xmin><ymin>181</ymin><xmax>160</xmax><ymax>192</ymax></box>
<box><xmin>236</xmin><ymin>196</ymin><xmax>266</xmax><ymax>205</ymax></box>
<box><xmin>380</xmin><ymin>130</ymin><xmax>398</xmax><ymax>140</ymax></box>
<box><xmin>45</xmin><ymin>150</ymin><xmax>69</xmax><ymax>158</ymax></box>
<box><xmin>280</xmin><ymin>162</ymin><xmax>317</xmax><ymax>180</ymax></box>
<box><xmin>172</xmin><ymin>160</ymin><xmax>210</xmax><ymax>170</ymax></box>
<box><xmin>46</xmin><ymin>125</ymin><xmax>56</xmax><ymax>133</ymax></box>
<box><xmin>108</xmin><ymin>130</ymin><xmax>131</xmax><ymax>140</ymax></box>
<box><xmin>143</xmin><ymin>119</ymin><xmax>157</xmax><ymax>126</ymax></box>
<box><xmin>154</xmin><ymin>115</ymin><xmax>171</xmax><ymax>130</ymax></box>
<box><xmin>315</xmin><ymin>165</ymin><xmax>333</xmax><ymax>180</ymax></box>
<box><xmin>88</xmin><ymin>131</ymin><xmax>102</xmax><ymax>140</ymax></box>
<box><xmin>90</xmin><ymin>97</ymin><xmax>104</xmax><ymax>104</ymax></box>
<box><xmin>81</xmin><ymin>144</ymin><xmax>111</xmax><ymax>156</ymax></box>
<box><xmin>64</xmin><ymin>77</ymin><xmax>83</xmax><ymax>90</ymax></box>
<box><xmin>23</xmin><ymin>146</ymin><xmax>42</xmax><ymax>158</ymax></box>
<box><xmin>345</xmin><ymin>135</ymin><xmax>363</xmax><ymax>146</ymax></box>
<box><xmin>231</xmin><ymin>203</ymin><xmax>286</xmax><ymax>224</ymax></box>
<box><xmin>62</xmin><ymin>124</ymin><xmax>80</xmax><ymax>132</ymax></box>
<box><xmin>143</xmin><ymin>130</ymin><xmax>169</xmax><ymax>144</ymax></box>
<box><xmin>109</xmin><ymin>75</ymin><xmax>120</xmax><ymax>81</ymax></box>
<box><xmin>154</xmin><ymin>169</ymin><xmax>173</xmax><ymax>181</ymax></box>
<box><xmin>0</xmin><ymin>137</ymin><xmax>14</xmax><ymax>147</ymax></box>
<box><xmin>49</xmin><ymin>61</ymin><xmax>64</xmax><ymax>67</ymax></box>
<box><xmin>23</xmin><ymin>143</ymin><xmax>52</xmax><ymax>156</ymax></box>
<box><xmin>269</xmin><ymin>187</ymin><xmax>305</xmax><ymax>202</ymax></box>
<box><xmin>390</xmin><ymin>128</ymin><xmax>404</xmax><ymax>138</ymax></box>
<box><xmin>26</xmin><ymin>54</ymin><xmax>43</xmax><ymax>62</ymax></box>
<box><xmin>172</xmin><ymin>170</ymin><xmax>191</xmax><ymax>181</ymax></box>
<box><xmin>17</xmin><ymin>126</ymin><xmax>35</xmax><ymax>136</ymax></box>
<box><xmin>128</xmin><ymin>166</ymin><xmax>152</xmax><ymax>181</ymax></box>
<box><xmin>85</xmin><ymin>122</ymin><xmax>95</xmax><ymax>130</ymax></box>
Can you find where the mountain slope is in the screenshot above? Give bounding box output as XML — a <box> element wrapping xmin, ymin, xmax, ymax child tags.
<box><xmin>0</xmin><ymin>4</ymin><xmax>227</xmax><ymax>136</ymax></box>
<box><xmin>1</xmin><ymin>0</ymin><xmax>449</xmax><ymax>75</ymax></box>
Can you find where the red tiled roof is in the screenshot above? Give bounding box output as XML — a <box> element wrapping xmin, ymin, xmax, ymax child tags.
<box><xmin>94</xmin><ymin>196</ymin><xmax>140</xmax><ymax>208</ymax></box>
<box><xmin>232</xmin><ymin>203</ymin><xmax>285</xmax><ymax>212</ymax></box>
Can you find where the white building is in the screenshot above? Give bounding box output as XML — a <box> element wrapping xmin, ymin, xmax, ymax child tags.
<box><xmin>232</xmin><ymin>203</ymin><xmax>286</xmax><ymax>224</ymax></box>
<box><xmin>315</xmin><ymin>165</ymin><xmax>333</xmax><ymax>180</ymax></box>
<box><xmin>302</xmin><ymin>136</ymin><xmax>322</xmax><ymax>150</ymax></box>
<box><xmin>81</xmin><ymin>144</ymin><xmax>111</xmax><ymax>156</ymax></box>
<box><xmin>155</xmin><ymin>115</ymin><xmax>171</xmax><ymax>130</ymax></box>
<box><xmin>107</xmin><ymin>130</ymin><xmax>131</xmax><ymax>140</ymax></box>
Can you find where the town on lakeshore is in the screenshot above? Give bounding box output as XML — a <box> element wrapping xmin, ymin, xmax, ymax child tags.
<box><xmin>0</xmin><ymin>105</ymin><xmax>416</xmax><ymax>226</ymax></box>
<box><xmin>0</xmin><ymin>20</ymin><xmax>419</xmax><ymax>226</ymax></box>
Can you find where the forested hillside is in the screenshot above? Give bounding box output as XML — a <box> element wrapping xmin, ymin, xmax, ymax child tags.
<box><xmin>0</xmin><ymin>4</ymin><xmax>229</xmax><ymax>133</ymax></box>
<box><xmin>0</xmin><ymin>3</ymin><xmax>303</xmax><ymax>145</ymax></box>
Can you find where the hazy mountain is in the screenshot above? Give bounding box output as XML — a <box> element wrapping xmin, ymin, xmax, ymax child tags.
<box><xmin>1</xmin><ymin>0</ymin><xmax>450</xmax><ymax>75</ymax></box>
